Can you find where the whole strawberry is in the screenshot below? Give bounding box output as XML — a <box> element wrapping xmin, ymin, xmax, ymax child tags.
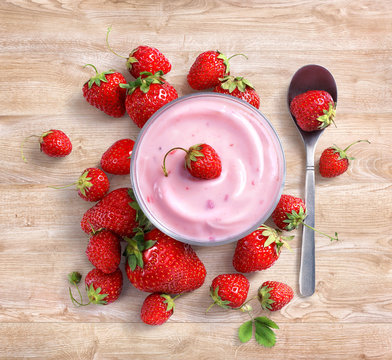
<box><xmin>81</xmin><ymin>188</ymin><xmax>141</xmax><ymax>237</ymax></box>
<box><xmin>82</xmin><ymin>64</ymin><xmax>127</xmax><ymax>118</ymax></box>
<box><xmin>290</xmin><ymin>90</ymin><xmax>336</xmax><ymax>132</ymax></box>
<box><xmin>271</xmin><ymin>194</ymin><xmax>338</xmax><ymax>241</ymax></box>
<box><xmin>233</xmin><ymin>225</ymin><xmax>292</xmax><ymax>273</ymax></box>
<box><xmin>101</xmin><ymin>139</ymin><xmax>135</xmax><ymax>175</ymax></box>
<box><xmin>125</xmin><ymin>228</ymin><xmax>206</xmax><ymax>294</ymax></box>
<box><xmin>162</xmin><ymin>143</ymin><xmax>222</xmax><ymax>180</ymax></box>
<box><xmin>319</xmin><ymin>140</ymin><xmax>370</xmax><ymax>178</ymax></box>
<box><xmin>86</xmin><ymin>230</ymin><xmax>121</xmax><ymax>274</ymax></box>
<box><xmin>187</xmin><ymin>51</ymin><xmax>246</xmax><ymax>90</ymax></box>
<box><xmin>74</xmin><ymin>168</ymin><xmax>109</xmax><ymax>202</ymax></box>
<box><xmin>21</xmin><ymin>129</ymin><xmax>72</xmax><ymax>162</ymax></box>
<box><xmin>120</xmin><ymin>71</ymin><xmax>178</xmax><ymax>128</ymax></box>
<box><xmin>141</xmin><ymin>293</ymin><xmax>176</xmax><ymax>326</ymax></box>
<box><xmin>106</xmin><ymin>26</ymin><xmax>171</xmax><ymax>79</ymax></box>
<box><xmin>258</xmin><ymin>281</ymin><xmax>294</xmax><ymax>311</ymax></box>
<box><xmin>213</xmin><ymin>76</ymin><xmax>260</xmax><ymax>109</ymax></box>
<box><xmin>208</xmin><ymin>273</ymin><xmax>250</xmax><ymax>310</ymax></box>
<box><xmin>84</xmin><ymin>268</ymin><xmax>123</xmax><ymax>304</ymax></box>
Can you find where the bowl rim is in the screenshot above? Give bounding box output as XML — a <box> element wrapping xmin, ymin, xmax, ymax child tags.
<box><xmin>130</xmin><ymin>92</ymin><xmax>286</xmax><ymax>246</ymax></box>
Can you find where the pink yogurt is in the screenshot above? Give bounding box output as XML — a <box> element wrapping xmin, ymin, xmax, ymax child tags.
<box><xmin>131</xmin><ymin>93</ymin><xmax>285</xmax><ymax>245</ymax></box>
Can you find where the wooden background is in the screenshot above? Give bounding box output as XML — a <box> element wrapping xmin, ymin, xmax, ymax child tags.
<box><xmin>1</xmin><ymin>0</ymin><xmax>391</xmax><ymax>359</ymax></box>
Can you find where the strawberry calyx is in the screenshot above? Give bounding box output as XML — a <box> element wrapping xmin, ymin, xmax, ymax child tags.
<box><xmin>124</xmin><ymin>228</ymin><xmax>156</xmax><ymax>271</ymax></box>
<box><xmin>76</xmin><ymin>170</ymin><xmax>93</xmax><ymax>196</ymax></box>
<box><xmin>317</xmin><ymin>102</ymin><xmax>336</xmax><ymax>129</ymax></box>
<box><xmin>120</xmin><ymin>71</ymin><xmax>164</xmax><ymax>95</ymax></box>
<box><xmin>257</xmin><ymin>285</ymin><xmax>275</xmax><ymax>311</ymax></box>
<box><xmin>207</xmin><ymin>285</ymin><xmax>232</xmax><ymax>311</ymax></box>
<box><xmin>161</xmin><ymin>294</ymin><xmax>176</xmax><ymax>312</ymax></box>
<box><xmin>260</xmin><ymin>225</ymin><xmax>293</xmax><ymax>254</ymax></box>
<box><xmin>331</xmin><ymin>139</ymin><xmax>370</xmax><ymax>161</ymax></box>
<box><xmin>283</xmin><ymin>206</ymin><xmax>307</xmax><ymax>231</ymax></box>
<box><xmin>128</xmin><ymin>188</ymin><xmax>153</xmax><ymax>231</ymax></box>
<box><xmin>218</xmin><ymin>75</ymin><xmax>254</xmax><ymax>93</ymax></box>
<box><xmin>126</xmin><ymin>47</ymin><xmax>139</xmax><ymax>69</ymax></box>
<box><xmin>84</xmin><ymin>64</ymin><xmax>116</xmax><ymax>89</ymax></box>
<box><xmin>86</xmin><ymin>283</ymin><xmax>108</xmax><ymax>305</ymax></box>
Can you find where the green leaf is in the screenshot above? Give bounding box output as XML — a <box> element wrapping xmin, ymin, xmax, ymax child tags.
<box><xmin>254</xmin><ymin>322</ymin><xmax>276</xmax><ymax>348</ymax></box>
<box><xmin>255</xmin><ymin>316</ymin><xmax>279</xmax><ymax>329</ymax></box>
<box><xmin>135</xmin><ymin>251</ymin><xmax>144</xmax><ymax>268</ymax></box>
<box><xmin>238</xmin><ymin>320</ymin><xmax>253</xmax><ymax>343</ymax></box>
<box><xmin>128</xmin><ymin>254</ymin><xmax>137</xmax><ymax>271</ymax></box>
<box><xmin>144</xmin><ymin>240</ymin><xmax>156</xmax><ymax>250</ymax></box>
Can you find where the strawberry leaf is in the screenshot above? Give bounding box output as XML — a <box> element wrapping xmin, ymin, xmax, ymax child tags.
<box><xmin>254</xmin><ymin>316</ymin><xmax>279</xmax><ymax>329</ymax></box>
<box><xmin>254</xmin><ymin>322</ymin><xmax>276</xmax><ymax>348</ymax></box>
<box><xmin>86</xmin><ymin>284</ymin><xmax>108</xmax><ymax>305</ymax></box>
<box><xmin>128</xmin><ymin>254</ymin><xmax>137</xmax><ymax>271</ymax></box>
<box><xmin>238</xmin><ymin>320</ymin><xmax>253</xmax><ymax>343</ymax></box>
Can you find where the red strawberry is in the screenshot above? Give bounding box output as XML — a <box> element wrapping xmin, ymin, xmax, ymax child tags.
<box><xmin>80</xmin><ymin>188</ymin><xmax>139</xmax><ymax>237</ymax></box>
<box><xmin>106</xmin><ymin>26</ymin><xmax>171</xmax><ymax>79</ymax></box>
<box><xmin>82</xmin><ymin>64</ymin><xmax>127</xmax><ymax>118</ymax></box>
<box><xmin>77</xmin><ymin>168</ymin><xmax>110</xmax><ymax>202</ymax></box>
<box><xmin>86</xmin><ymin>230</ymin><xmax>121</xmax><ymax>274</ymax></box>
<box><xmin>271</xmin><ymin>194</ymin><xmax>338</xmax><ymax>241</ymax></box>
<box><xmin>290</xmin><ymin>90</ymin><xmax>336</xmax><ymax>132</ymax></box>
<box><xmin>187</xmin><ymin>51</ymin><xmax>246</xmax><ymax>90</ymax></box>
<box><xmin>121</xmin><ymin>71</ymin><xmax>178</xmax><ymax>128</ymax></box>
<box><xmin>141</xmin><ymin>293</ymin><xmax>176</xmax><ymax>326</ymax></box>
<box><xmin>21</xmin><ymin>129</ymin><xmax>72</xmax><ymax>162</ymax></box>
<box><xmin>162</xmin><ymin>143</ymin><xmax>222</xmax><ymax>180</ymax></box>
<box><xmin>319</xmin><ymin>140</ymin><xmax>370</xmax><ymax>178</ymax></box>
<box><xmin>258</xmin><ymin>281</ymin><xmax>294</xmax><ymax>311</ymax></box>
<box><xmin>272</xmin><ymin>194</ymin><xmax>306</xmax><ymax>231</ymax></box>
<box><xmin>233</xmin><ymin>225</ymin><xmax>292</xmax><ymax>273</ymax></box>
<box><xmin>84</xmin><ymin>268</ymin><xmax>123</xmax><ymax>304</ymax></box>
<box><xmin>125</xmin><ymin>228</ymin><xmax>206</xmax><ymax>294</ymax></box>
<box><xmin>213</xmin><ymin>76</ymin><xmax>260</xmax><ymax>109</ymax></box>
<box><xmin>101</xmin><ymin>139</ymin><xmax>135</xmax><ymax>175</ymax></box>
<box><xmin>208</xmin><ymin>273</ymin><xmax>250</xmax><ymax>310</ymax></box>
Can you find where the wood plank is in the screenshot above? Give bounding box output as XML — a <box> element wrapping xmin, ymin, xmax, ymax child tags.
<box><xmin>0</xmin><ymin>323</ymin><xmax>391</xmax><ymax>360</ymax></box>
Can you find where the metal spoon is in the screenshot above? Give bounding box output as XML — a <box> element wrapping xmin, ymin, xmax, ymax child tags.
<box><xmin>287</xmin><ymin>64</ymin><xmax>337</xmax><ymax>297</ymax></box>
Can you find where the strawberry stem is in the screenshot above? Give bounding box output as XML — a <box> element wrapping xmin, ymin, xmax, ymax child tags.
<box><xmin>302</xmin><ymin>222</ymin><xmax>339</xmax><ymax>242</ymax></box>
<box><xmin>48</xmin><ymin>182</ymin><xmax>78</xmax><ymax>189</ymax></box>
<box><xmin>162</xmin><ymin>147</ymin><xmax>189</xmax><ymax>177</ymax></box>
<box><xmin>106</xmin><ymin>26</ymin><xmax>128</xmax><ymax>59</ymax></box>
<box><xmin>227</xmin><ymin>53</ymin><xmax>248</xmax><ymax>61</ymax></box>
<box><xmin>21</xmin><ymin>135</ymin><xmax>40</xmax><ymax>163</ymax></box>
<box><xmin>343</xmin><ymin>139</ymin><xmax>370</xmax><ymax>153</ymax></box>
<box><xmin>83</xmin><ymin>64</ymin><xmax>98</xmax><ymax>74</ymax></box>
<box><xmin>68</xmin><ymin>287</ymin><xmax>91</xmax><ymax>307</ymax></box>
<box><xmin>205</xmin><ymin>302</ymin><xmax>216</xmax><ymax>313</ymax></box>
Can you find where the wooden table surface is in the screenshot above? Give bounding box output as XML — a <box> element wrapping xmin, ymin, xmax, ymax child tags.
<box><xmin>1</xmin><ymin>1</ymin><xmax>392</xmax><ymax>359</ymax></box>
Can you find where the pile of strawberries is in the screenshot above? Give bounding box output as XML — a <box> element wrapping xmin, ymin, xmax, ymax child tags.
<box><xmin>22</xmin><ymin>27</ymin><xmax>370</xmax><ymax>348</ymax></box>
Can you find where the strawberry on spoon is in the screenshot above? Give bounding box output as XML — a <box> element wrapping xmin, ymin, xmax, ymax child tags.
<box><xmin>162</xmin><ymin>143</ymin><xmax>222</xmax><ymax>180</ymax></box>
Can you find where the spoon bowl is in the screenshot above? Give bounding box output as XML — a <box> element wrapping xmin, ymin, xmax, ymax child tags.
<box><xmin>287</xmin><ymin>64</ymin><xmax>337</xmax><ymax>297</ymax></box>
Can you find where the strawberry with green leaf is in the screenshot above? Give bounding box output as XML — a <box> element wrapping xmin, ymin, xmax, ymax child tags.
<box><xmin>162</xmin><ymin>143</ymin><xmax>222</xmax><ymax>180</ymax></box>
<box><xmin>82</xmin><ymin>64</ymin><xmax>127</xmax><ymax>118</ymax></box>
<box><xmin>233</xmin><ymin>225</ymin><xmax>292</xmax><ymax>273</ymax></box>
<box><xmin>141</xmin><ymin>293</ymin><xmax>179</xmax><ymax>326</ymax></box>
<box><xmin>51</xmin><ymin>167</ymin><xmax>109</xmax><ymax>202</ymax></box>
<box><xmin>271</xmin><ymin>194</ymin><xmax>339</xmax><ymax>241</ymax></box>
<box><xmin>213</xmin><ymin>76</ymin><xmax>260</xmax><ymax>109</ymax></box>
<box><xmin>207</xmin><ymin>273</ymin><xmax>250</xmax><ymax>311</ymax></box>
<box><xmin>68</xmin><ymin>268</ymin><xmax>123</xmax><ymax>306</ymax></box>
<box><xmin>319</xmin><ymin>140</ymin><xmax>370</xmax><ymax>178</ymax></box>
<box><xmin>120</xmin><ymin>71</ymin><xmax>178</xmax><ymax>128</ymax></box>
<box><xmin>124</xmin><ymin>228</ymin><xmax>206</xmax><ymax>294</ymax></box>
<box><xmin>258</xmin><ymin>281</ymin><xmax>294</xmax><ymax>312</ymax></box>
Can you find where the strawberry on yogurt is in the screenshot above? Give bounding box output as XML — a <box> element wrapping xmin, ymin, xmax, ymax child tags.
<box><xmin>131</xmin><ymin>93</ymin><xmax>285</xmax><ymax>245</ymax></box>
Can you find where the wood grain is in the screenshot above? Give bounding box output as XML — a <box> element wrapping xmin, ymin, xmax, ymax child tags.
<box><xmin>1</xmin><ymin>0</ymin><xmax>392</xmax><ymax>358</ymax></box>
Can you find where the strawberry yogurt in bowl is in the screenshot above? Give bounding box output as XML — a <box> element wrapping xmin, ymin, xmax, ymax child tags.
<box><xmin>130</xmin><ymin>93</ymin><xmax>285</xmax><ymax>246</ymax></box>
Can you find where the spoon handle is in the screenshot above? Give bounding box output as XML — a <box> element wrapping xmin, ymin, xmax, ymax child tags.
<box><xmin>299</xmin><ymin>159</ymin><xmax>316</xmax><ymax>296</ymax></box>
